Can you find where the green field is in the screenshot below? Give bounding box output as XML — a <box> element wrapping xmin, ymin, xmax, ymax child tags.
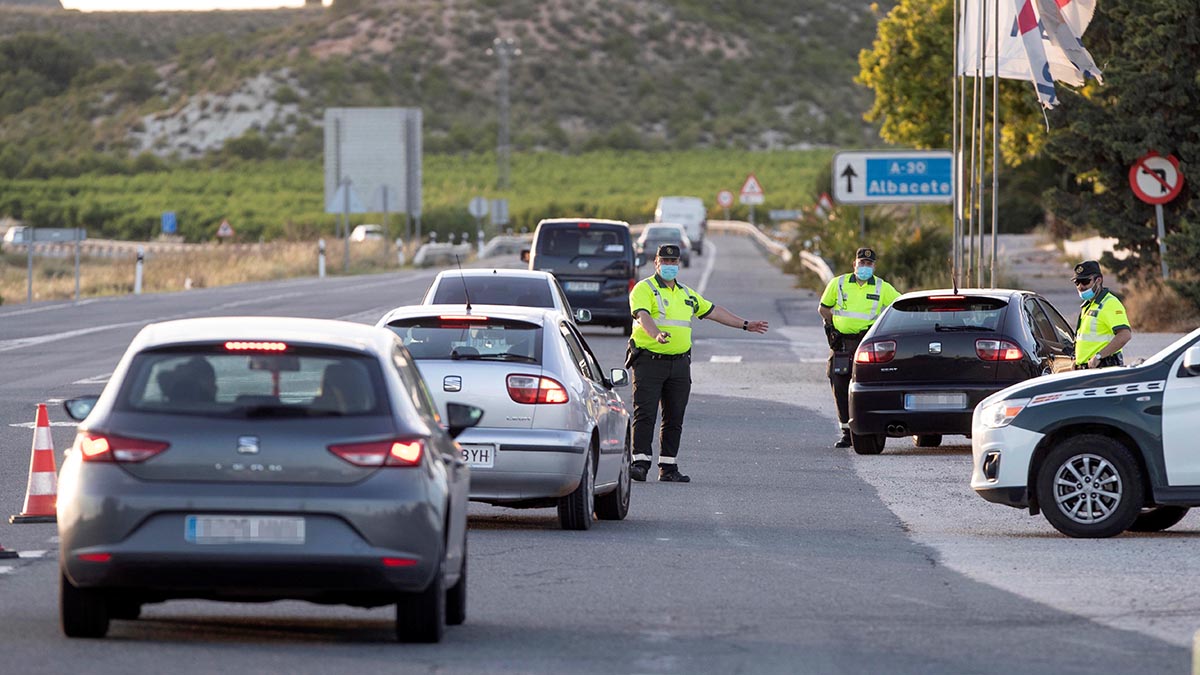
<box><xmin>0</xmin><ymin>149</ymin><xmax>833</xmax><ymax>243</ymax></box>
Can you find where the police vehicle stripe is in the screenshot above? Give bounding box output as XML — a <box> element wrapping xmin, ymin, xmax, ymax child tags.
<box><xmin>1027</xmin><ymin>380</ymin><xmax>1165</xmax><ymax>407</ymax></box>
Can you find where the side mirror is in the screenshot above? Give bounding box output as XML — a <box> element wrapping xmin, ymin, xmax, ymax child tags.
<box><xmin>609</xmin><ymin>368</ymin><xmax>630</xmax><ymax>388</ymax></box>
<box><xmin>64</xmin><ymin>396</ymin><xmax>99</xmax><ymax>422</ymax></box>
<box><xmin>445</xmin><ymin>402</ymin><xmax>484</xmax><ymax>439</ymax></box>
<box><xmin>520</xmin><ymin>249</ymin><xmax>530</xmax><ymax>263</ymax></box>
<box><xmin>574</xmin><ymin>308</ymin><xmax>592</xmax><ymax>323</ymax></box>
<box><xmin>1183</xmin><ymin>345</ymin><xmax>1200</xmax><ymax>376</ymax></box>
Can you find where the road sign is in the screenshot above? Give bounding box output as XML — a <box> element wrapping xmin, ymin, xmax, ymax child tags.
<box><xmin>468</xmin><ymin>196</ymin><xmax>488</xmax><ymax>218</ymax></box>
<box><xmin>739</xmin><ymin>174</ymin><xmax>765</xmax><ymax>205</ymax></box>
<box><xmin>27</xmin><ymin>228</ymin><xmax>87</xmax><ymax>243</ymax></box>
<box><xmin>490</xmin><ymin>198</ymin><xmax>509</xmax><ymax>226</ymax></box>
<box><xmin>161</xmin><ymin>211</ymin><xmax>177</xmax><ymax>235</ymax></box>
<box><xmin>1129</xmin><ymin>151</ymin><xmax>1184</xmax><ymax>205</ymax></box>
<box><xmin>769</xmin><ymin>209</ymin><xmax>802</xmax><ymax>221</ymax></box>
<box><xmin>216</xmin><ymin>220</ymin><xmax>234</xmax><ymax>238</ymax></box>
<box><xmin>832</xmin><ymin>151</ymin><xmax>953</xmax><ymax>204</ymax></box>
<box><xmin>716</xmin><ymin>190</ymin><xmax>734</xmax><ymax>208</ymax></box>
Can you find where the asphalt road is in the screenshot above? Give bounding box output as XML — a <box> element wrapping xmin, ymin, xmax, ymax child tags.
<box><xmin>0</xmin><ymin>234</ymin><xmax>1191</xmax><ymax>674</ymax></box>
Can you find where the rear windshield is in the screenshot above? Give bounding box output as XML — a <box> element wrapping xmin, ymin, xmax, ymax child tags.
<box><xmin>385</xmin><ymin>316</ymin><xmax>543</xmax><ymax>363</ymax></box>
<box><xmin>876</xmin><ymin>296</ymin><xmax>1008</xmax><ymax>333</ymax></box>
<box><xmin>116</xmin><ymin>346</ymin><xmax>387</xmax><ymax>418</ymax></box>
<box><xmin>644</xmin><ymin>226</ymin><xmax>682</xmax><ymax>239</ymax></box>
<box><xmin>431</xmin><ymin>276</ymin><xmax>553</xmax><ymax>308</ymax></box>
<box><xmin>538</xmin><ymin>225</ymin><xmax>628</xmax><ymax>258</ymax></box>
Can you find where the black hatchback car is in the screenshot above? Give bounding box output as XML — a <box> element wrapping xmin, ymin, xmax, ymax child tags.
<box><xmin>848</xmin><ymin>289</ymin><xmax>1076</xmax><ymax>455</ymax></box>
<box><xmin>523</xmin><ymin>218</ymin><xmax>640</xmax><ymax>334</ymax></box>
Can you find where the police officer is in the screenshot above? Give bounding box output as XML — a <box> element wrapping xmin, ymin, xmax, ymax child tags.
<box><xmin>817</xmin><ymin>247</ymin><xmax>901</xmax><ymax>448</ymax></box>
<box><xmin>627</xmin><ymin>244</ymin><xmax>769</xmax><ymax>482</ymax></box>
<box><xmin>1072</xmin><ymin>260</ymin><xmax>1132</xmax><ymax>369</ymax></box>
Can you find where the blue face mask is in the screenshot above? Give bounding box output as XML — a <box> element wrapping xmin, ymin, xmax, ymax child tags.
<box><xmin>855</xmin><ymin>266</ymin><xmax>874</xmax><ymax>281</ymax></box>
<box><xmin>659</xmin><ymin>264</ymin><xmax>680</xmax><ymax>281</ymax></box>
<box><xmin>1079</xmin><ymin>287</ymin><xmax>1096</xmax><ymax>301</ymax></box>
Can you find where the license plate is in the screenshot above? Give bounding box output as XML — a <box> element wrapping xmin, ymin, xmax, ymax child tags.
<box><xmin>185</xmin><ymin>515</ymin><xmax>305</xmax><ymax>545</ymax></box>
<box><xmin>564</xmin><ymin>281</ymin><xmax>600</xmax><ymax>292</ymax></box>
<box><xmin>460</xmin><ymin>443</ymin><xmax>495</xmax><ymax>468</ymax></box>
<box><xmin>904</xmin><ymin>393</ymin><xmax>968</xmax><ymax>410</ymax></box>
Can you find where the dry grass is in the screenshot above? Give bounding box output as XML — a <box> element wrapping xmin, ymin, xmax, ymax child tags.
<box><xmin>1120</xmin><ymin>277</ymin><xmax>1200</xmax><ymax>333</ymax></box>
<box><xmin>0</xmin><ymin>240</ymin><xmax>403</xmax><ymax>304</ymax></box>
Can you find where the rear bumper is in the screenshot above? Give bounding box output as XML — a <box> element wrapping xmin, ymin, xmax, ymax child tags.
<box><xmin>848</xmin><ymin>382</ymin><xmax>1004</xmax><ymax>436</ymax></box>
<box><xmin>455</xmin><ymin>427</ymin><xmax>588</xmax><ymax>502</ymax></box>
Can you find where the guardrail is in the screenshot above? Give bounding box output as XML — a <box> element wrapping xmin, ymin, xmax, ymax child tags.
<box><xmin>707</xmin><ymin>220</ymin><xmax>833</xmax><ymax>283</ymax></box>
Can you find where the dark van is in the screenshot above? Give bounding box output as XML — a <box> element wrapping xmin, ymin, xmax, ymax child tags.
<box><xmin>523</xmin><ymin>218</ymin><xmax>640</xmax><ymax>334</ymax></box>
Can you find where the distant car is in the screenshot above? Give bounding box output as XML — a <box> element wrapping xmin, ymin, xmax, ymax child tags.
<box><xmin>2</xmin><ymin>225</ymin><xmax>27</xmax><ymax>244</ymax></box>
<box><xmin>654</xmin><ymin>196</ymin><xmax>707</xmax><ymax>255</ymax></box>
<box><xmin>848</xmin><ymin>289</ymin><xmax>1076</xmax><ymax>455</ymax></box>
<box><xmin>56</xmin><ymin>317</ymin><xmax>480</xmax><ymax>642</ymax></box>
<box><xmin>350</xmin><ymin>224</ymin><xmax>385</xmax><ymax>242</ymax></box>
<box><xmin>377</xmin><ymin>303</ymin><xmax>633</xmax><ymax>530</ymax></box>
<box><xmin>636</xmin><ymin>223</ymin><xmax>693</xmax><ymax>268</ymax></box>
<box><xmin>523</xmin><ymin>218</ymin><xmax>640</xmax><ymax>334</ymax></box>
<box><xmin>421</xmin><ymin>268</ymin><xmax>590</xmax><ymax>323</ymax></box>
<box><xmin>972</xmin><ymin>327</ymin><xmax>1200</xmax><ymax>538</ymax></box>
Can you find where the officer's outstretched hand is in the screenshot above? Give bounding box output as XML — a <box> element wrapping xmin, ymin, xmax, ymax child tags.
<box><xmin>746</xmin><ymin>320</ymin><xmax>769</xmax><ymax>334</ymax></box>
<box><xmin>655</xmin><ymin>331</ymin><xmax>671</xmax><ymax>344</ymax></box>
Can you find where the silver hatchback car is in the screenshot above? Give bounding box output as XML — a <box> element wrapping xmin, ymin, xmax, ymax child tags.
<box><xmin>377</xmin><ymin>304</ymin><xmax>632</xmax><ymax>530</ymax></box>
<box><xmin>57</xmin><ymin>317</ymin><xmax>480</xmax><ymax>642</ymax></box>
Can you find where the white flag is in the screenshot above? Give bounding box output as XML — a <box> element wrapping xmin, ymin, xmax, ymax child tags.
<box><xmin>1036</xmin><ymin>0</ymin><xmax>1104</xmax><ymax>84</ymax></box>
<box><xmin>956</xmin><ymin>0</ymin><xmax>1103</xmax><ymax>87</ymax></box>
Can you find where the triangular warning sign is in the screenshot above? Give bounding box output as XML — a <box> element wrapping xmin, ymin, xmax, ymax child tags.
<box><xmin>216</xmin><ymin>220</ymin><xmax>234</xmax><ymax>238</ymax></box>
<box><xmin>740</xmin><ymin>174</ymin><xmax>764</xmax><ymax>197</ymax></box>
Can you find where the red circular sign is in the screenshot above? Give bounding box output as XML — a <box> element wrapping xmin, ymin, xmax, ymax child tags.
<box><xmin>1129</xmin><ymin>151</ymin><xmax>1184</xmax><ymax>205</ymax></box>
<box><xmin>716</xmin><ymin>190</ymin><xmax>734</xmax><ymax>208</ymax></box>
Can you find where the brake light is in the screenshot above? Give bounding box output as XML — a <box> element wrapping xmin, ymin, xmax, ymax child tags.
<box><xmin>928</xmin><ymin>295</ymin><xmax>965</xmax><ymax>301</ymax></box>
<box><xmin>577</xmin><ymin>222</ymin><xmax>590</xmax><ymax>228</ymax></box>
<box><xmin>224</xmin><ymin>341</ymin><xmax>287</xmax><ymax>352</ymax></box>
<box><xmin>382</xmin><ymin>557</ymin><xmax>418</xmax><ymax>567</ymax></box>
<box><xmin>76</xmin><ymin>431</ymin><xmax>169</xmax><ymax>463</ymax></box>
<box><xmin>328</xmin><ymin>439</ymin><xmax>425</xmax><ymax>467</ymax></box>
<box><xmin>506</xmin><ymin>374</ymin><xmax>569</xmax><ymax>404</ymax></box>
<box><xmin>438</xmin><ymin>315</ymin><xmax>488</xmax><ymax>321</ymax></box>
<box><xmin>77</xmin><ymin>553</ymin><xmax>112</xmax><ymax>563</ymax></box>
<box><xmin>855</xmin><ymin>340</ymin><xmax>896</xmax><ymax>364</ymax></box>
<box><xmin>976</xmin><ymin>339</ymin><xmax>1023</xmax><ymax>361</ymax></box>
<box><xmin>628</xmin><ymin>279</ymin><xmax>637</xmax><ymax>292</ymax></box>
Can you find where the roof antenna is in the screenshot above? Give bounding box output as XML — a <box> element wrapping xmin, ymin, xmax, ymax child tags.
<box><xmin>455</xmin><ymin>254</ymin><xmax>472</xmax><ymax>313</ymax></box>
<box><xmin>952</xmin><ymin>255</ymin><xmax>959</xmax><ymax>295</ymax></box>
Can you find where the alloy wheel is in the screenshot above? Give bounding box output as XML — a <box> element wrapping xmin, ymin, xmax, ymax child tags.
<box><xmin>1052</xmin><ymin>453</ymin><xmax>1123</xmax><ymax>525</ymax></box>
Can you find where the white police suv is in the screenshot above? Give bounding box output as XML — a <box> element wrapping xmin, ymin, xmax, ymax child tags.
<box><xmin>971</xmin><ymin>327</ymin><xmax>1200</xmax><ymax>538</ymax></box>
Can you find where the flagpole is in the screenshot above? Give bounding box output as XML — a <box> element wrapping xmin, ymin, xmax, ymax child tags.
<box><xmin>952</xmin><ymin>0</ymin><xmax>960</xmax><ymax>288</ymax></box>
<box><xmin>976</xmin><ymin>0</ymin><xmax>988</xmax><ymax>289</ymax></box>
<box><xmin>990</xmin><ymin>0</ymin><xmax>1000</xmax><ymax>288</ymax></box>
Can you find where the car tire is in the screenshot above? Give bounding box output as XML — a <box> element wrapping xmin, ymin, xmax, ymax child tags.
<box><xmin>1128</xmin><ymin>506</ymin><xmax>1190</xmax><ymax>533</ymax></box>
<box><xmin>596</xmin><ymin>433</ymin><xmax>631</xmax><ymax>521</ymax></box>
<box><xmin>445</xmin><ymin>537</ymin><xmax>467</xmax><ymax>626</ymax></box>
<box><xmin>1036</xmin><ymin>435</ymin><xmax>1144</xmax><ymax>538</ymax></box>
<box><xmin>395</xmin><ymin>560</ymin><xmax>445</xmax><ymax>643</ymax></box>
<box><xmin>60</xmin><ymin>572</ymin><xmax>109</xmax><ymax>638</ymax></box>
<box><xmin>558</xmin><ymin>447</ymin><xmax>595</xmax><ymax>530</ymax></box>
<box><xmin>913</xmin><ymin>434</ymin><xmax>943</xmax><ymax>448</ymax></box>
<box><xmin>851</xmin><ymin>432</ymin><xmax>885</xmax><ymax>455</ymax></box>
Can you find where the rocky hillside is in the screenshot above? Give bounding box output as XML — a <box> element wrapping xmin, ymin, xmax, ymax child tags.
<box><xmin>0</xmin><ymin>0</ymin><xmax>888</xmax><ymax>177</ymax></box>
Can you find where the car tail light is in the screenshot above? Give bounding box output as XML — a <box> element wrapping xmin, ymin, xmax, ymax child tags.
<box><xmin>438</xmin><ymin>315</ymin><xmax>488</xmax><ymax>322</ymax></box>
<box><xmin>506</xmin><ymin>374</ymin><xmax>569</xmax><ymax>404</ymax></box>
<box><xmin>976</xmin><ymin>339</ymin><xmax>1023</xmax><ymax>361</ymax></box>
<box><xmin>77</xmin><ymin>553</ymin><xmax>112</xmax><ymax>563</ymax></box>
<box><xmin>855</xmin><ymin>340</ymin><xmax>896</xmax><ymax>364</ymax></box>
<box><xmin>224</xmin><ymin>341</ymin><xmax>287</xmax><ymax>352</ymax></box>
<box><xmin>628</xmin><ymin>279</ymin><xmax>637</xmax><ymax>292</ymax></box>
<box><xmin>382</xmin><ymin>557</ymin><xmax>418</xmax><ymax>567</ymax></box>
<box><xmin>577</xmin><ymin>222</ymin><xmax>590</xmax><ymax>228</ymax></box>
<box><xmin>76</xmin><ymin>431</ymin><xmax>169</xmax><ymax>463</ymax></box>
<box><xmin>328</xmin><ymin>439</ymin><xmax>425</xmax><ymax>467</ymax></box>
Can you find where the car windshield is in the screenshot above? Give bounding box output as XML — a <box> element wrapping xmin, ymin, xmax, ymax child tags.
<box><xmin>116</xmin><ymin>347</ymin><xmax>387</xmax><ymax>418</ymax></box>
<box><xmin>385</xmin><ymin>316</ymin><xmax>543</xmax><ymax>363</ymax></box>
<box><xmin>431</xmin><ymin>276</ymin><xmax>554</xmax><ymax>308</ymax></box>
<box><xmin>541</xmin><ymin>226</ymin><xmax>626</xmax><ymax>258</ymax></box>
<box><xmin>644</xmin><ymin>227</ymin><xmax>682</xmax><ymax>239</ymax></box>
<box><xmin>876</xmin><ymin>296</ymin><xmax>1008</xmax><ymax>333</ymax></box>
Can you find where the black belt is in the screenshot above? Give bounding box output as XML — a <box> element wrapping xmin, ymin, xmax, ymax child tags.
<box><xmin>645</xmin><ymin>351</ymin><xmax>691</xmax><ymax>360</ymax></box>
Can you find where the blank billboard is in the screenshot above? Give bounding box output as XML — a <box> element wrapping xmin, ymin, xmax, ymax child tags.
<box><xmin>323</xmin><ymin>107</ymin><xmax>421</xmax><ymax>215</ymax></box>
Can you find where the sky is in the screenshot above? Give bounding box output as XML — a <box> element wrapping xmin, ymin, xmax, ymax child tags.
<box><xmin>61</xmin><ymin>1</ymin><xmax>328</xmax><ymax>10</ymax></box>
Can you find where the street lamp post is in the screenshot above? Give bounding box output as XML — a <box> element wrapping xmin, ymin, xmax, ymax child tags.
<box><xmin>486</xmin><ymin>37</ymin><xmax>520</xmax><ymax>190</ymax></box>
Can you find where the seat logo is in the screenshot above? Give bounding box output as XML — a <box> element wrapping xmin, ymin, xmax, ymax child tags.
<box><xmin>929</xmin><ymin>342</ymin><xmax>942</xmax><ymax>354</ymax></box>
<box><xmin>578</xmin><ymin>260</ymin><xmax>589</xmax><ymax>269</ymax></box>
<box><xmin>444</xmin><ymin>376</ymin><xmax>462</xmax><ymax>392</ymax></box>
<box><xmin>237</xmin><ymin>436</ymin><xmax>260</xmax><ymax>454</ymax></box>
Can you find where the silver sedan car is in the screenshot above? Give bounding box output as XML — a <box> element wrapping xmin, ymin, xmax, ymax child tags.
<box><xmin>377</xmin><ymin>304</ymin><xmax>632</xmax><ymax>530</ymax></box>
<box><xmin>422</xmin><ymin>268</ymin><xmax>587</xmax><ymax>322</ymax></box>
<box><xmin>57</xmin><ymin>317</ymin><xmax>479</xmax><ymax>642</ymax></box>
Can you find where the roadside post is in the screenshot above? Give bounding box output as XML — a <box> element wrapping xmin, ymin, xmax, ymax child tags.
<box><xmin>717</xmin><ymin>190</ymin><xmax>734</xmax><ymax>220</ymax></box>
<box><xmin>74</xmin><ymin>227</ymin><xmax>81</xmax><ymax>301</ymax></box>
<box><xmin>26</xmin><ymin>226</ymin><xmax>33</xmax><ymax>303</ymax></box>
<box><xmin>1129</xmin><ymin>151</ymin><xmax>1185</xmax><ymax>281</ymax></box>
<box><xmin>469</xmin><ymin>196</ymin><xmax>488</xmax><ymax>248</ymax></box>
<box><xmin>318</xmin><ymin>238</ymin><xmax>327</xmax><ymax>278</ymax></box>
<box><xmin>739</xmin><ymin>174</ymin><xmax>765</xmax><ymax>225</ymax></box>
<box><xmin>134</xmin><ymin>247</ymin><xmax>144</xmax><ymax>295</ymax></box>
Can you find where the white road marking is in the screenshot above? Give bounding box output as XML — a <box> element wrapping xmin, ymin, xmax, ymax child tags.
<box><xmin>72</xmin><ymin>373</ymin><xmax>112</xmax><ymax>385</ymax></box>
<box><xmin>696</xmin><ymin>240</ymin><xmax>717</xmax><ymax>295</ymax></box>
<box><xmin>0</xmin><ymin>567</ymin><xmax>12</xmax><ymax>574</ymax></box>
<box><xmin>0</xmin><ymin>320</ymin><xmax>147</xmax><ymax>353</ymax></box>
<box><xmin>0</xmin><ymin>299</ymin><xmax>97</xmax><ymax>317</ymax></box>
<box><xmin>9</xmin><ymin>421</ymin><xmax>76</xmax><ymax>429</ymax></box>
<box><xmin>19</xmin><ymin>550</ymin><xmax>46</xmax><ymax>558</ymax></box>
<box><xmin>709</xmin><ymin>355</ymin><xmax>743</xmax><ymax>363</ymax></box>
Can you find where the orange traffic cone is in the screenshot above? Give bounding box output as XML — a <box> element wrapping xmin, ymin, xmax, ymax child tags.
<box><xmin>9</xmin><ymin>403</ymin><xmax>58</xmax><ymax>524</ymax></box>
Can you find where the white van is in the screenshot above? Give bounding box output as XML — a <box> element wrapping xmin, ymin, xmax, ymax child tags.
<box><xmin>654</xmin><ymin>196</ymin><xmax>707</xmax><ymax>255</ymax></box>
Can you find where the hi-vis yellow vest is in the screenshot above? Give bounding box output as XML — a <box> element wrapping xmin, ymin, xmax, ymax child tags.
<box><xmin>820</xmin><ymin>274</ymin><xmax>899</xmax><ymax>335</ymax></box>
<box><xmin>629</xmin><ymin>276</ymin><xmax>713</xmax><ymax>355</ymax></box>
<box><xmin>1075</xmin><ymin>289</ymin><xmax>1129</xmax><ymax>365</ymax></box>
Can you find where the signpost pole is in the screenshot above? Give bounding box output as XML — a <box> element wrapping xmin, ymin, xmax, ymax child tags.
<box><xmin>749</xmin><ymin>204</ymin><xmax>755</xmax><ymax>226</ymax></box>
<box><xmin>342</xmin><ymin>178</ymin><xmax>351</xmax><ymax>272</ymax></box>
<box><xmin>859</xmin><ymin>208</ymin><xmax>866</xmax><ymax>238</ymax></box>
<box><xmin>74</xmin><ymin>228</ymin><xmax>81</xmax><ymax>301</ymax></box>
<box><xmin>26</xmin><ymin>227</ymin><xmax>34</xmax><ymax>303</ymax></box>
<box><xmin>382</xmin><ymin>186</ymin><xmax>390</xmax><ymax>263</ymax></box>
<box><xmin>1155</xmin><ymin>203</ymin><xmax>1169</xmax><ymax>280</ymax></box>
<box><xmin>134</xmin><ymin>247</ymin><xmax>144</xmax><ymax>295</ymax></box>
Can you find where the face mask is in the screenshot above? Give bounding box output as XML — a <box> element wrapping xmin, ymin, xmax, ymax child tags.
<box><xmin>1079</xmin><ymin>286</ymin><xmax>1096</xmax><ymax>301</ymax></box>
<box><xmin>855</xmin><ymin>266</ymin><xmax>874</xmax><ymax>281</ymax></box>
<box><xmin>659</xmin><ymin>264</ymin><xmax>680</xmax><ymax>281</ymax></box>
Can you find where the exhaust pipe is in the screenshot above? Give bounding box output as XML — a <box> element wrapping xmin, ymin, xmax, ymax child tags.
<box><xmin>886</xmin><ymin>423</ymin><xmax>908</xmax><ymax>437</ymax></box>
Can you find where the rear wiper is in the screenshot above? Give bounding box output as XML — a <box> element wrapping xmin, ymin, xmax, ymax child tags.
<box><xmin>934</xmin><ymin>324</ymin><xmax>995</xmax><ymax>332</ymax></box>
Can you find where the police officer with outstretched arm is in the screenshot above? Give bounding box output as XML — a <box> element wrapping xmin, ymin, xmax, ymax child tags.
<box><xmin>817</xmin><ymin>247</ymin><xmax>901</xmax><ymax>448</ymax></box>
<box><xmin>1071</xmin><ymin>260</ymin><xmax>1132</xmax><ymax>369</ymax></box>
<box><xmin>627</xmin><ymin>244</ymin><xmax>769</xmax><ymax>483</ymax></box>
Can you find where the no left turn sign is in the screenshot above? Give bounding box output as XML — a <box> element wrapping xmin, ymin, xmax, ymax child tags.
<box><xmin>1129</xmin><ymin>151</ymin><xmax>1185</xmax><ymax>205</ymax></box>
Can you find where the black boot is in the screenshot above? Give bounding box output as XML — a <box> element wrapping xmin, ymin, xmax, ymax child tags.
<box><xmin>630</xmin><ymin>462</ymin><xmax>649</xmax><ymax>482</ymax></box>
<box><xmin>834</xmin><ymin>430</ymin><xmax>852</xmax><ymax>448</ymax></box>
<box><xmin>659</xmin><ymin>467</ymin><xmax>691</xmax><ymax>483</ymax></box>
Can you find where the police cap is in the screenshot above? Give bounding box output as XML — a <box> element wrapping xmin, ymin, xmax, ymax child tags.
<box><xmin>657</xmin><ymin>244</ymin><xmax>681</xmax><ymax>259</ymax></box>
<box><xmin>855</xmin><ymin>247</ymin><xmax>878</xmax><ymax>262</ymax></box>
<box><xmin>1072</xmin><ymin>260</ymin><xmax>1102</xmax><ymax>281</ymax></box>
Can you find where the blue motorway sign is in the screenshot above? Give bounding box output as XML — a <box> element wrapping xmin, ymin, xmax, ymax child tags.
<box><xmin>161</xmin><ymin>211</ymin><xmax>177</xmax><ymax>234</ymax></box>
<box><xmin>832</xmin><ymin>151</ymin><xmax>953</xmax><ymax>205</ymax></box>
